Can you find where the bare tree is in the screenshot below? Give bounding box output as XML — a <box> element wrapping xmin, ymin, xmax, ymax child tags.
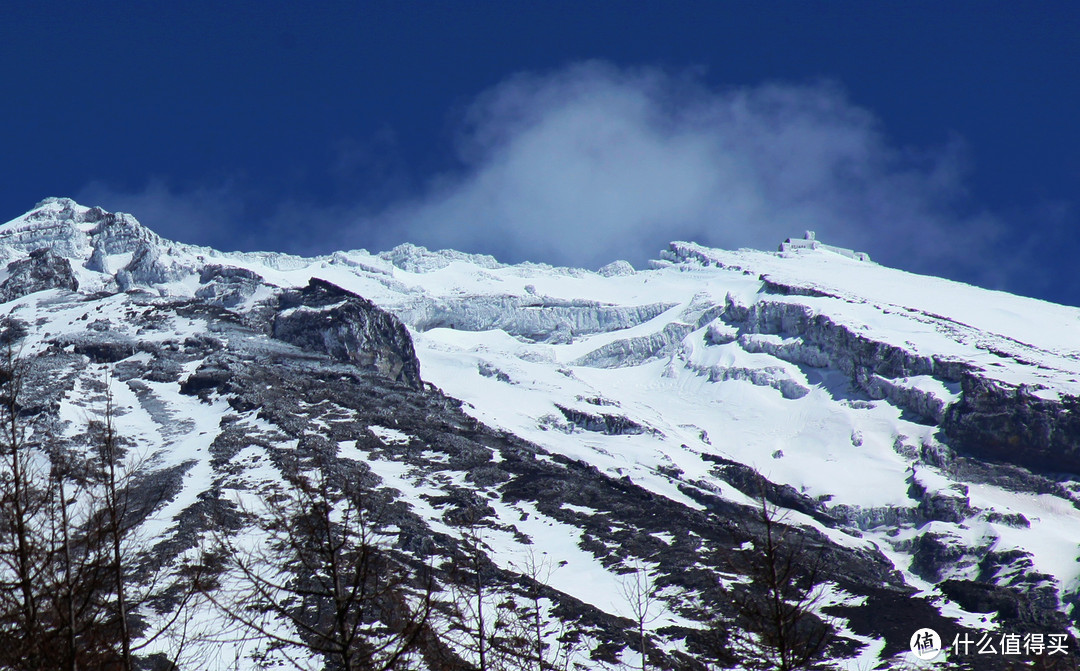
<box><xmin>207</xmin><ymin>455</ymin><xmax>431</xmax><ymax>671</ymax></box>
<box><xmin>729</xmin><ymin>487</ymin><xmax>832</xmax><ymax>671</ymax></box>
<box><xmin>500</xmin><ymin>550</ymin><xmax>580</xmax><ymax>671</ymax></box>
<box><xmin>443</xmin><ymin>510</ymin><xmax>509</xmax><ymax>671</ymax></box>
<box><xmin>0</xmin><ymin>352</ymin><xmax>199</xmax><ymax>671</ymax></box>
<box><xmin>96</xmin><ymin>383</ymin><xmax>133</xmax><ymax>669</ymax></box>
<box><xmin>617</xmin><ymin>560</ymin><xmax>661</xmax><ymax>671</ymax></box>
<box><xmin>77</xmin><ymin>376</ymin><xmax>202</xmax><ymax>671</ymax></box>
<box><xmin>0</xmin><ymin>343</ymin><xmax>51</xmax><ymax>669</ymax></box>
<box><xmin>44</xmin><ymin>442</ymin><xmax>121</xmax><ymax>671</ymax></box>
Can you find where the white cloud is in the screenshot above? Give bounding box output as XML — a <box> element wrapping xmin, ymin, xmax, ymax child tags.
<box><xmin>78</xmin><ymin>62</ymin><xmax>1028</xmax><ymax>292</ymax></box>
<box><xmin>368</xmin><ymin>63</ymin><xmax>1006</xmax><ymax>281</ymax></box>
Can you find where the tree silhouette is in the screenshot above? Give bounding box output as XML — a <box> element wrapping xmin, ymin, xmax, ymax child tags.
<box><xmin>729</xmin><ymin>485</ymin><xmax>832</xmax><ymax>671</ymax></box>
<box><xmin>617</xmin><ymin>560</ymin><xmax>661</xmax><ymax>671</ymax></box>
<box><xmin>207</xmin><ymin>454</ymin><xmax>431</xmax><ymax>671</ymax></box>
<box><xmin>0</xmin><ymin>348</ymin><xmax>198</xmax><ymax>671</ymax></box>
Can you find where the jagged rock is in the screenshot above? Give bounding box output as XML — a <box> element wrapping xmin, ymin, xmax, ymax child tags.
<box><xmin>0</xmin><ymin>199</ymin><xmax>189</xmax><ymax>295</ymax></box>
<box><xmin>982</xmin><ymin>510</ymin><xmax>1031</xmax><ymax>528</ymax></box>
<box><xmin>939</xmin><ymin>579</ymin><xmax>1074</xmax><ymax>634</ymax></box>
<box><xmin>195</xmin><ymin>265</ymin><xmax>267</xmax><ymax>307</ymax></box>
<box><xmin>273</xmin><ymin>278</ymin><xmax>422</xmax><ymax>389</ymax></box>
<box><xmin>909</xmin><ymin>526</ymin><xmax>974</xmax><ymax>582</ymax></box>
<box><xmin>0</xmin><ymin>248</ymin><xmax>79</xmax><ymax>302</ymax></box>
<box><xmin>713</xmin><ymin>295</ymin><xmax>974</xmax><ymax>423</ymax></box>
<box><xmin>86</xmin><ymin>209</ymin><xmax>163</xmax><ymax>256</ymax></box>
<box><xmin>828</xmin><ymin>504</ymin><xmax>921</xmax><ymax>531</ymax></box>
<box><xmin>943</xmin><ymin>376</ymin><xmax>1080</xmax><ymax>474</ymax></box>
<box><xmin>3</xmin><ymin>198</ymin><xmax>95</xmax><ymax>259</ymax></box>
<box><xmin>722</xmin><ymin>291</ymin><xmax>751</xmax><ymax>322</ymax></box>
<box><xmin>701</xmin><ymin>453</ymin><xmax>833</xmax><ymax>524</ymax></box>
<box><xmin>864</xmin><ymin>374</ymin><xmax>954</xmax><ymax>424</ymax></box>
<box><xmin>69</xmin><ymin>339</ymin><xmax>137</xmax><ymax>364</ymax></box>
<box><xmin>179</xmin><ymin>358</ymin><xmax>237</xmax><ymax>398</ymax></box>
<box><xmin>477</xmin><ymin>362</ymin><xmax>512</xmax><ymax>383</ymax></box>
<box><xmin>704</xmin><ymin>320</ymin><xmax>737</xmax><ymax>345</ymax></box>
<box><xmin>117</xmin><ymin>242</ymin><xmax>187</xmax><ymax>288</ymax></box>
<box><xmin>760</xmin><ymin>276</ymin><xmax>841</xmax><ymax>299</ymax></box>
<box><xmin>688</xmin><ymin>361</ymin><xmax>810</xmax><ymax>399</ymax></box>
<box><xmin>555</xmin><ymin>404</ymin><xmax>651</xmax><ymax>435</ymax></box>
<box><xmin>916</xmin><ymin>486</ymin><xmax>973</xmax><ymax>524</ymax></box>
<box><xmin>738</xmin><ymin>332</ymin><xmax>831</xmax><ymax>368</ymax></box>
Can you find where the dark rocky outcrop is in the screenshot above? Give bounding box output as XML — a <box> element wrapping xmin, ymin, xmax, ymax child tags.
<box><xmin>272</xmin><ymin>278</ymin><xmax>422</xmax><ymax>389</ymax></box>
<box><xmin>939</xmin><ymin>579</ymin><xmax>1075</xmax><ymax>636</ymax></box>
<box><xmin>555</xmin><ymin>404</ymin><xmax>650</xmax><ymax>435</ymax></box>
<box><xmin>0</xmin><ymin>248</ymin><xmax>79</xmax><ymax>302</ymax></box>
<box><xmin>909</xmin><ymin>528</ymin><xmax>974</xmax><ymax>582</ymax></box>
<box><xmin>700</xmin><ymin>453</ymin><xmax>834</xmax><ymax>524</ymax></box>
<box><xmin>943</xmin><ymin>376</ymin><xmax>1080</xmax><ymax>475</ymax></box>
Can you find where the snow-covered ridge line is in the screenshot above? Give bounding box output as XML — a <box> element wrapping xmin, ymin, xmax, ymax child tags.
<box><xmin>6</xmin><ymin>198</ymin><xmax>1080</xmax><ymax>668</ymax></box>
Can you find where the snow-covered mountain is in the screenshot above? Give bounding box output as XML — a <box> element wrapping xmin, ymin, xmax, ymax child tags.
<box><xmin>2</xmin><ymin>197</ymin><xmax>1080</xmax><ymax>669</ymax></box>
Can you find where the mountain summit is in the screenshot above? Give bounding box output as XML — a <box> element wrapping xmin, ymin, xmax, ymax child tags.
<box><xmin>1</xmin><ymin>199</ymin><xmax>1078</xmax><ymax>669</ymax></box>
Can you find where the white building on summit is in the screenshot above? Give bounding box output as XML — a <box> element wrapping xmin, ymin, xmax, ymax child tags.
<box><xmin>779</xmin><ymin>230</ymin><xmax>871</xmax><ymax>262</ymax></box>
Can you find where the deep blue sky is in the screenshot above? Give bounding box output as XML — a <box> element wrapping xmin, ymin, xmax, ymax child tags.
<box><xmin>2</xmin><ymin>2</ymin><xmax>1079</xmax><ymax>304</ymax></box>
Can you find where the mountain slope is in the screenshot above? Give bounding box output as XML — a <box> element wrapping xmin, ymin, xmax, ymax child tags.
<box><xmin>1</xmin><ymin>198</ymin><xmax>1079</xmax><ymax>669</ymax></box>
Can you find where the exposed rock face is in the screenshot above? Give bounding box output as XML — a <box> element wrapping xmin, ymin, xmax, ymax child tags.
<box><xmin>714</xmin><ymin>285</ymin><xmax>972</xmax><ymax>423</ymax></box>
<box><xmin>943</xmin><ymin>377</ymin><xmax>1080</xmax><ymax>474</ymax></box>
<box><xmin>555</xmin><ymin>403</ymin><xmax>652</xmax><ymax>435</ymax></box>
<box><xmin>909</xmin><ymin>476</ymin><xmax>973</xmax><ymax>524</ymax></box>
<box><xmin>195</xmin><ymin>265</ymin><xmax>267</xmax><ymax>307</ymax></box>
<box><xmin>272</xmin><ymin>278</ymin><xmax>422</xmax><ymax>389</ymax></box>
<box><xmin>686</xmin><ymin>358</ymin><xmax>811</xmax><ymax>399</ymax></box>
<box><xmin>0</xmin><ymin>248</ymin><xmax>79</xmax><ymax>302</ymax></box>
<box><xmin>939</xmin><ymin>579</ymin><xmax>1072</xmax><ymax>632</ymax></box>
<box><xmin>908</xmin><ymin>524</ymin><xmax>980</xmax><ymax>582</ymax></box>
<box><xmin>3</xmin><ymin>197</ymin><xmax>97</xmax><ymax>259</ymax></box>
<box><xmin>732</xmin><ymin>294</ymin><xmax>957</xmax><ymax>379</ymax></box>
<box><xmin>709</xmin><ymin>273</ymin><xmax>1080</xmax><ymax>475</ymax></box>
<box><xmin>116</xmin><ymin>242</ymin><xmax>188</xmax><ymax>288</ymax></box>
